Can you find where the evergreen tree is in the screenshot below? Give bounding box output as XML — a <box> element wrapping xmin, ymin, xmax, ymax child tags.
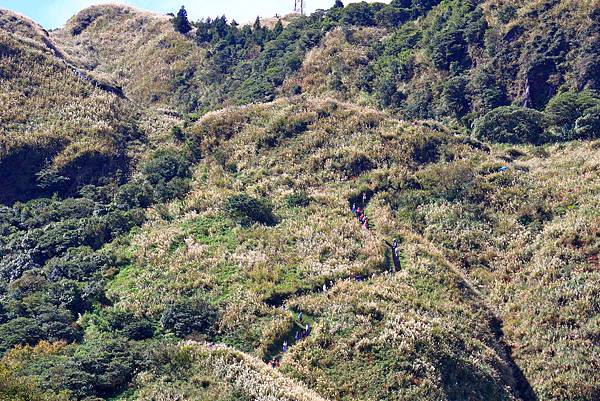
<box><xmin>273</xmin><ymin>19</ymin><xmax>284</xmax><ymax>36</ymax></box>
<box><xmin>253</xmin><ymin>16</ymin><xmax>262</xmax><ymax>31</ymax></box>
<box><xmin>196</xmin><ymin>19</ymin><xmax>212</xmax><ymax>43</ymax></box>
<box><xmin>334</xmin><ymin>0</ymin><xmax>345</xmax><ymax>8</ymax></box>
<box><xmin>253</xmin><ymin>17</ymin><xmax>266</xmax><ymax>44</ymax></box>
<box><xmin>173</xmin><ymin>6</ymin><xmax>192</xmax><ymax>34</ymax></box>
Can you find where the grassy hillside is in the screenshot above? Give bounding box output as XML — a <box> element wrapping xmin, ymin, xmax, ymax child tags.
<box><xmin>50</xmin><ymin>4</ymin><xmax>204</xmax><ymax>109</ymax></box>
<box><xmin>48</xmin><ymin>0</ymin><xmax>600</xmax><ymax>127</ymax></box>
<box><xmin>117</xmin><ymin>97</ymin><xmax>598</xmax><ymax>401</ymax></box>
<box><xmin>289</xmin><ymin>0</ymin><xmax>600</xmax><ymax>124</ymax></box>
<box><xmin>2</xmin><ymin>98</ymin><xmax>527</xmax><ymax>401</ymax></box>
<box><xmin>0</xmin><ymin>12</ymin><xmax>143</xmax><ymax>204</ymax></box>
<box><xmin>0</xmin><ymin>1</ymin><xmax>598</xmax><ymax>401</ymax></box>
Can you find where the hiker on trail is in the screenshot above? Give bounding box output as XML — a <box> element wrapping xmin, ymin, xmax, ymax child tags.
<box><xmin>305</xmin><ymin>324</ymin><xmax>311</xmax><ymax>336</ymax></box>
<box><xmin>298</xmin><ymin>312</ymin><xmax>303</xmax><ymax>322</ymax></box>
<box><xmin>283</xmin><ymin>341</ymin><xmax>288</xmax><ymax>352</ymax></box>
<box><xmin>295</xmin><ymin>331</ymin><xmax>300</xmax><ymax>341</ymax></box>
<box><xmin>352</xmin><ymin>203</ymin><xmax>356</xmax><ymax>214</ymax></box>
<box><xmin>385</xmin><ymin>238</ymin><xmax>402</xmax><ymax>272</ymax></box>
<box><xmin>323</xmin><ymin>283</ymin><xmax>327</xmax><ymax>292</ymax></box>
<box><xmin>363</xmin><ymin>218</ymin><xmax>369</xmax><ymax>230</ymax></box>
<box><xmin>355</xmin><ymin>207</ymin><xmax>361</xmax><ymax>217</ymax></box>
<box><xmin>362</xmin><ymin>192</ymin><xmax>367</xmax><ymax>204</ymax></box>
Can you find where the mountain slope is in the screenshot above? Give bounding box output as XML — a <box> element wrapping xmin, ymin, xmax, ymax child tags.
<box><xmin>51</xmin><ymin>4</ymin><xmax>204</xmax><ymax>109</ymax></box>
<box><xmin>0</xmin><ymin>2</ymin><xmax>598</xmax><ymax>401</ymax></box>
<box><xmin>0</xmin><ymin>10</ymin><xmax>142</xmax><ymax>204</ymax></box>
<box><xmin>288</xmin><ymin>0</ymin><xmax>600</xmax><ymax>122</ymax></box>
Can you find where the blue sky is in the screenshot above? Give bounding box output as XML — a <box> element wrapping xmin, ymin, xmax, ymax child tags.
<box><xmin>0</xmin><ymin>0</ymin><xmax>389</xmax><ymax>29</ymax></box>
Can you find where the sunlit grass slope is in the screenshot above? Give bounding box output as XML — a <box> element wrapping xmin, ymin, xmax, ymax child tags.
<box><xmin>106</xmin><ymin>97</ymin><xmax>528</xmax><ymax>400</ymax></box>
<box><xmin>51</xmin><ymin>4</ymin><xmax>205</xmax><ymax>108</ymax></box>
<box><xmin>0</xmin><ymin>11</ymin><xmax>142</xmax><ymax>204</ymax></box>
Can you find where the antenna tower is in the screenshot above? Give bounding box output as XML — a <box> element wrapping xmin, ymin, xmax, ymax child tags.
<box><xmin>294</xmin><ymin>0</ymin><xmax>305</xmax><ymax>15</ymax></box>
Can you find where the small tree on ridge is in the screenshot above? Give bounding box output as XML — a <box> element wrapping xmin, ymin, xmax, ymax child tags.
<box><xmin>173</xmin><ymin>6</ymin><xmax>192</xmax><ymax>34</ymax></box>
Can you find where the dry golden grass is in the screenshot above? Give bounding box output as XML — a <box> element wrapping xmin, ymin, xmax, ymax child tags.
<box><xmin>51</xmin><ymin>4</ymin><xmax>205</xmax><ymax>108</ymax></box>
<box><xmin>0</xmin><ymin>26</ymin><xmax>139</xmax><ymax>202</ymax></box>
<box><xmin>284</xmin><ymin>27</ymin><xmax>385</xmax><ymax>105</ymax></box>
<box><xmin>106</xmin><ymin>97</ymin><xmax>540</xmax><ymax>400</ymax></box>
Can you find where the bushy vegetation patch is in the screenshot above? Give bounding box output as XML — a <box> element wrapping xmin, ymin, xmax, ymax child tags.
<box><xmin>142</xmin><ymin>150</ymin><xmax>192</xmax><ymax>202</ymax></box>
<box><xmin>473</xmin><ymin>106</ymin><xmax>548</xmax><ymax>144</ymax></box>
<box><xmin>161</xmin><ymin>298</ymin><xmax>219</xmax><ymax>338</ymax></box>
<box><xmin>224</xmin><ymin>194</ymin><xmax>277</xmax><ymax>227</ymax></box>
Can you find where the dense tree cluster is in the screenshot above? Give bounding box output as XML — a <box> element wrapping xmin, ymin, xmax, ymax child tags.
<box><xmin>174</xmin><ymin>0</ymin><xmax>600</xmax><ymax>144</ymax></box>
<box><xmin>174</xmin><ymin>0</ymin><xmax>449</xmax><ymax>111</ymax></box>
<box><xmin>0</xmin><ymin>143</ymin><xmax>201</xmax><ymax>394</ymax></box>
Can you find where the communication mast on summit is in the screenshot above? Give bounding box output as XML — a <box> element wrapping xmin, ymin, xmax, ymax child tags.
<box><xmin>294</xmin><ymin>0</ymin><xmax>305</xmax><ymax>15</ymax></box>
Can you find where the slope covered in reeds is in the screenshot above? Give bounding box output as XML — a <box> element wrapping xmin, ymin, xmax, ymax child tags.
<box><xmin>0</xmin><ymin>2</ymin><xmax>598</xmax><ymax>400</ymax></box>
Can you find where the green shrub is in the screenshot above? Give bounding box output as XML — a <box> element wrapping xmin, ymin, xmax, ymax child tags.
<box><xmin>442</xmin><ymin>76</ymin><xmax>469</xmax><ymax>118</ymax></box>
<box><xmin>574</xmin><ymin>105</ymin><xmax>600</xmax><ymax>140</ymax></box>
<box><xmin>100</xmin><ymin>310</ymin><xmax>155</xmax><ymax>340</ymax></box>
<box><xmin>224</xmin><ymin>194</ymin><xmax>277</xmax><ymax>227</ymax></box>
<box><xmin>284</xmin><ymin>191</ymin><xmax>312</xmax><ymax>208</ymax></box>
<box><xmin>142</xmin><ymin>151</ymin><xmax>192</xmax><ymax>202</ymax></box>
<box><xmin>142</xmin><ymin>152</ymin><xmax>191</xmax><ymax>185</ymax></box>
<box><xmin>0</xmin><ymin>317</ymin><xmax>42</xmax><ymax>354</ymax></box>
<box><xmin>429</xmin><ymin>28</ymin><xmax>469</xmax><ymax>71</ymax></box>
<box><xmin>545</xmin><ymin>91</ymin><xmax>599</xmax><ymax>131</ymax></box>
<box><xmin>153</xmin><ymin>177</ymin><xmax>191</xmax><ymax>203</ymax></box>
<box><xmin>114</xmin><ymin>179</ymin><xmax>154</xmax><ymax>210</ymax></box>
<box><xmin>473</xmin><ymin>106</ymin><xmax>548</xmax><ymax>144</ymax></box>
<box><xmin>160</xmin><ymin>298</ymin><xmax>218</xmax><ymax>338</ymax></box>
<box><xmin>33</xmin><ymin>306</ymin><xmax>82</xmax><ymax>343</ymax></box>
<box><xmin>47</xmin><ymin>338</ymin><xmax>137</xmax><ymax>399</ymax></box>
<box><xmin>46</xmin><ymin>247</ymin><xmax>113</xmax><ymax>282</ymax></box>
<box><xmin>11</xmin><ymin>198</ymin><xmax>94</xmax><ymax>230</ymax></box>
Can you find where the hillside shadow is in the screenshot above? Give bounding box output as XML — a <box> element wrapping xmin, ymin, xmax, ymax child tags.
<box><xmin>490</xmin><ymin>316</ymin><xmax>538</xmax><ymax>401</ymax></box>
